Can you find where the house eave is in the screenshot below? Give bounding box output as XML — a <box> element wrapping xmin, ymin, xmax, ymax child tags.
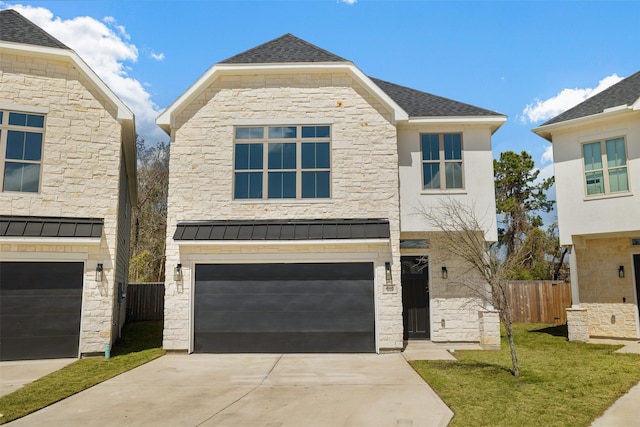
<box><xmin>403</xmin><ymin>115</ymin><xmax>507</xmax><ymax>133</ymax></box>
<box><xmin>532</xmin><ymin>105</ymin><xmax>637</xmax><ymax>141</ymax></box>
<box><xmin>156</xmin><ymin>62</ymin><xmax>409</xmax><ymax>133</ymax></box>
<box><xmin>174</xmin><ymin>238</ymin><xmax>390</xmax><ymax>246</ymax></box>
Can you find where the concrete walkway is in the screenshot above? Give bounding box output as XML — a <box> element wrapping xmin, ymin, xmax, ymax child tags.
<box><xmin>0</xmin><ymin>358</ymin><xmax>75</xmax><ymax>397</ymax></box>
<box><xmin>6</xmin><ymin>353</ymin><xmax>453</xmax><ymax>427</ymax></box>
<box><xmin>590</xmin><ymin>340</ymin><xmax>640</xmax><ymax>427</ymax></box>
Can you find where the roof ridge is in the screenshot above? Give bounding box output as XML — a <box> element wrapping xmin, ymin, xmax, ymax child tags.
<box><xmin>0</xmin><ymin>9</ymin><xmax>70</xmax><ymax>49</ymax></box>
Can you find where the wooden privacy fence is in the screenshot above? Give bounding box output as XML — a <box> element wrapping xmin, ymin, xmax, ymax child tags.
<box><xmin>506</xmin><ymin>280</ymin><xmax>572</xmax><ymax>324</ymax></box>
<box><xmin>127</xmin><ymin>283</ymin><xmax>164</xmax><ymax>321</ymax></box>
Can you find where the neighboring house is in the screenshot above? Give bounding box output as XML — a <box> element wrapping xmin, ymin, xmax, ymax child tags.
<box><xmin>534</xmin><ymin>71</ymin><xmax>640</xmax><ymax>341</ymax></box>
<box><xmin>157</xmin><ymin>34</ymin><xmax>505</xmax><ymax>353</ymax></box>
<box><xmin>0</xmin><ymin>10</ymin><xmax>137</xmax><ymax>360</ymax></box>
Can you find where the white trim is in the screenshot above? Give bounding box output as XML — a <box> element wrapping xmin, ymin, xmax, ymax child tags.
<box><xmin>156</xmin><ymin>62</ymin><xmax>408</xmax><ymax>132</ymax></box>
<box><xmin>0</xmin><ymin>42</ymin><xmax>133</xmax><ymax>122</ymax></box>
<box><xmin>175</xmin><ymin>238</ymin><xmax>390</xmax><ymax>247</ymax></box>
<box><xmin>0</xmin><ymin>251</ymin><xmax>90</xmax><ymax>261</ymax></box>
<box><xmin>407</xmin><ymin>116</ymin><xmax>506</xmax><ymax>125</ymax></box>
<box><xmin>233</xmin><ymin>118</ymin><xmax>335</xmax><ymax>126</ymax></box>
<box><xmin>0</xmin><ymin>103</ymin><xmax>49</xmax><ymax>114</ymax></box>
<box><xmin>532</xmin><ymin>106</ymin><xmax>636</xmax><ymax>141</ymax></box>
<box><xmin>0</xmin><ymin>237</ymin><xmax>102</xmax><ymax>245</ymax></box>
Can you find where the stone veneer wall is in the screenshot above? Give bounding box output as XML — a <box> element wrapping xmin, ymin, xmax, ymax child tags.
<box><xmin>0</xmin><ymin>52</ymin><xmax>125</xmax><ymax>353</ymax></box>
<box><xmin>575</xmin><ymin>237</ymin><xmax>640</xmax><ymax>338</ymax></box>
<box><xmin>164</xmin><ymin>72</ymin><xmax>403</xmax><ymax>351</ymax></box>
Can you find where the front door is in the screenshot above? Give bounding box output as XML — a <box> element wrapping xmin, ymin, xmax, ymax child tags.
<box><xmin>634</xmin><ymin>255</ymin><xmax>640</xmax><ymax>319</ymax></box>
<box><xmin>402</xmin><ymin>256</ymin><xmax>430</xmax><ymax>339</ymax></box>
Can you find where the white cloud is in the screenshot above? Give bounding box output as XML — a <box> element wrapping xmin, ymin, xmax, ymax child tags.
<box><xmin>339</xmin><ymin>0</ymin><xmax>358</xmax><ymax>4</ymax></box>
<box><xmin>150</xmin><ymin>52</ymin><xmax>165</xmax><ymax>61</ymax></box>
<box><xmin>537</xmin><ymin>144</ymin><xmax>554</xmax><ymax>183</ymax></box>
<box><xmin>522</xmin><ymin>74</ymin><xmax>623</xmax><ymax>123</ymax></box>
<box><xmin>4</xmin><ymin>4</ymin><xmax>166</xmax><ymax>143</ymax></box>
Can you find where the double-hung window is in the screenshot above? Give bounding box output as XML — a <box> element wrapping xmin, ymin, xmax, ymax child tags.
<box><xmin>583</xmin><ymin>137</ymin><xmax>629</xmax><ymax>196</ymax></box>
<box><xmin>1</xmin><ymin>110</ymin><xmax>45</xmax><ymax>193</ymax></box>
<box><xmin>421</xmin><ymin>133</ymin><xmax>463</xmax><ymax>189</ymax></box>
<box><xmin>234</xmin><ymin>125</ymin><xmax>331</xmax><ymax>200</ymax></box>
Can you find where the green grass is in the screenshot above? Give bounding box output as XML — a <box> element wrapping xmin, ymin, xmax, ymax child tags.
<box><xmin>0</xmin><ymin>321</ymin><xmax>165</xmax><ymax>424</ymax></box>
<box><xmin>411</xmin><ymin>323</ymin><xmax>640</xmax><ymax>427</ymax></box>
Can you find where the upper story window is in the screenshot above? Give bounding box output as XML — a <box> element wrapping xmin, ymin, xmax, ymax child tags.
<box><xmin>421</xmin><ymin>133</ymin><xmax>463</xmax><ymax>190</ymax></box>
<box><xmin>234</xmin><ymin>125</ymin><xmax>331</xmax><ymax>200</ymax></box>
<box><xmin>582</xmin><ymin>137</ymin><xmax>628</xmax><ymax>196</ymax></box>
<box><xmin>1</xmin><ymin>110</ymin><xmax>45</xmax><ymax>193</ymax></box>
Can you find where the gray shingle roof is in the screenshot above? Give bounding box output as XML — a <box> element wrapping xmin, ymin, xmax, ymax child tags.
<box><xmin>0</xmin><ymin>216</ymin><xmax>103</xmax><ymax>238</ymax></box>
<box><xmin>173</xmin><ymin>219</ymin><xmax>390</xmax><ymax>241</ymax></box>
<box><xmin>0</xmin><ymin>9</ymin><xmax>69</xmax><ymax>49</ymax></box>
<box><xmin>220</xmin><ymin>33</ymin><xmax>347</xmax><ymax>64</ymax></box>
<box><xmin>370</xmin><ymin>77</ymin><xmax>504</xmax><ymax>117</ymax></box>
<box><xmin>542</xmin><ymin>71</ymin><xmax>640</xmax><ymax>126</ymax></box>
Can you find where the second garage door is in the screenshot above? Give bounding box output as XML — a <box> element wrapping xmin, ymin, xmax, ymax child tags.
<box><xmin>194</xmin><ymin>262</ymin><xmax>375</xmax><ymax>353</ymax></box>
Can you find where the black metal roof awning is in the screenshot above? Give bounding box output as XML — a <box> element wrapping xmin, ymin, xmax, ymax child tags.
<box><xmin>0</xmin><ymin>216</ymin><xmax>103</xmax><ymax>238</ymax></box>
<box><xmin>173</xmin><ymin>219</ymin><xmax>390</xmax><ymax>241</ymax></box>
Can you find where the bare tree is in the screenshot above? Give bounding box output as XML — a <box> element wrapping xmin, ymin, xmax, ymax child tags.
<box><xmin>419</xmin><ymin>198</ymin><xmax>520</xmax><ymax>376</ymax></box>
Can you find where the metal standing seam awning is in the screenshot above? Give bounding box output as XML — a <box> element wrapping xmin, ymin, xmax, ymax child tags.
<box><xmin>173</xmin><ymin>218</ymin><xmax>391</xmax><ymax>241</ymax></box>
<box><xmin>0</xmin><ymin>216</ymin><xmax>104</xmax><ymax>238</ymax></box>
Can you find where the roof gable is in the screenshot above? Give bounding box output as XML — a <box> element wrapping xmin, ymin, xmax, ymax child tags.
<box><xmin>370</xmin><ymin>77</ymin><xmax>503</xmax><ymax>118</ymax></box>
<box><xmin>542</xmin><ymin>71</ymin><xmax>640</xmax><ymax>126</ymax></box>
<box><xmin>0</xmin><ymin>9</ymin><xmax>69</xmax><ymax>49</ymax></box>
<box><xmin>220</xmin><ymin>33</ymin><xmax>348</xmax><ymax>64</ymax></box>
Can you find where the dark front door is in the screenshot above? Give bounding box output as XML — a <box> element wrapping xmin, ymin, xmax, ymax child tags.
<box><xmin>634</xmin><ymin>255</ymin><xmax>640</xmax><ymax>318</ymax></box>
<box><xmin>402</xmin><ymin>256</ymin><xmax>430</xmax><ymax>339</ymax></box>
<box><xmin>194</xmin><ymin>262</ymin><xmax>375</xmax><ymax>353</ymax></box>
<box><xmin>0</xmin><ymin>262</ymin><xmax>84</xmax><ymax>361</ymax></box>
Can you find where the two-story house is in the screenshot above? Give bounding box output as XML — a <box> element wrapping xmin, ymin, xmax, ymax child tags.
<box><xmin>157</xmin><ymin>34</ymin><xmax>505</xmax><ymax>353</ymax></box>
<box><xmin>534</xmin><ymin>71</ymin><xmax>640</xmax><ymax>341</ymax></box>
<box><xmin>0</xmin><ymin>10</ymin><xmax>137</xmax><ymax>360</ymax></box>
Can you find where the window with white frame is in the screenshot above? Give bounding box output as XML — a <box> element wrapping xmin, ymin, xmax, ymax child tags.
<box><xmin>234</xmin><ymin>125</ymin><xmax>331</xmax><ymax>199</ymax></box>
<box><xmin>582</xmin><ymin>137</ymin><xmax>629</xmax><ymax>196</ymax></box>
<box><xmin>1</xmin><ymin>110</ymin><xmax>45</xmax><ymax>193</ymax></box>
<box><xmin>421</xmin><ymin>133</ymin><xmax>463</xmax><ymax>189</ymax></box>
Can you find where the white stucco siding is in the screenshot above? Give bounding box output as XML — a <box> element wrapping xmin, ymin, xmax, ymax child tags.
<box><xmin>551</xmin><ymin>112</ymin><xmax>640</xmax><ymax>244</ymax></box>
<box><xmin>397</xmin><ymin>125</ymin><xmax>498</xmax><ymax>242</ymax></box>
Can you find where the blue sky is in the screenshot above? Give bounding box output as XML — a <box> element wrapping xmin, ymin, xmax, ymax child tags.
<box><xmin>2</xmin><ymin>0</ymin><xmax>639</xmax><ymax>203</ymax></box>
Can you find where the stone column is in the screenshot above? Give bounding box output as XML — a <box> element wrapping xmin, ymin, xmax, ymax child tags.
<box><xmin>568</xmin><ymin>246</ymin><xmax>580</xmax><ymax>307</ymax></box>
<box><xmin>479</xmin><ymin>309</ymin><xmax>501</xmax><ymax>349</ymax></box>
<box><xmin>566</xmin><ymin>307</ymin><xmax>589</xmax><ymax>342</ymax></box>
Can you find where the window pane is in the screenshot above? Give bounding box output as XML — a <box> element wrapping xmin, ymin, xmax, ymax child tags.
<box><xmin>445</xmin><ymin>162</ymin><xmax>463</xmax><ymax>188</ymax></box>
<box><xmin>24</xmin><ymin>132</ymin><xmax>43</xmax><ymax>161</ymax></box>
<box><xmin>235</xmin><ymin>144</ymin><xmax>263</xmax><ymax>170</ymax></box>
<box><xmin>423</xmin><ymin>163</ymin><xmax>440</xmax><ymax>189</ymax></box>
<box><xmin>235</xmin><ymin>144</ymin><xmax>249</xmax><ymax>169</ymax></box>
<box><xmin>268</xmin><ymin>143</ymin><xmax>296</xmax><ymax>169</ymax></box>
<box><xmin>249</xmin><ymin>144</ymin><xmax>263</xmax><ymax>169</ymax></box>
<box><xmin>444</xmin><ymin>134</ymin><xmax>462</xmax><ymax>160</ymax></box>
<box><xmin>8</xmin><ymin>112</ymin><xmax>27</xmax><ymax>126</ymax></box>
<box><xmin>3</xmin><ymin>162</ymin><xmax>39</xmax><ymax>192</ymax></box>
<box><xmin>21</xmin><ymin>163</ymin><xmax>40</xmax><ymax>192</ymax></box>
<box><xmin>302</xmin><ymin>126</ymin><xmax>330</xmax><ymax>138</ymax></box>
<box><xmin>585</xmin><ymin>171</ymin><xmax>604</xmax><ymax>195</ymax></box>
<box><xmin>421</xmin><ymin>134</ymin><xmax>439</xmax><ymax>161</ymax></box>
<box><xmin>302</xmin><ymin>171</ymin><xmax>330</xmax><ymax>198</ymax></box>
<box><xmin>606</xmin><ymin>138</ymin><xmax>626</xmax><ymax>168</ymax></box>
<box><xmin>302</xmin><ymin>142</ymin><xmax>330</xmax><ymax>169</ymax></box>
<box><xmin>609</xmin><ymin>167</ymin><xmax>629</xmax><ymax>192</ymax></box>
<box><xmin>583</xmin><ymin>142</ymin><xmax>602</xmax><ymax>171</ymax></box>
<box><xmin>3</xmin><ymin>162</ymin><xmax>23</xmax><ymax>191</ymax></box>
<box><xmin>6</xmin><ymin>130</ymin><xmax>25</xmax><ymax>160</ymax></box>
<box><xmin>268</xmin><ymin>126</ymin><xmax>296</xmax><ymax>139</ymax></box>
<box><xmin>236</xmin><ymin>127</ymin><xmax>263</xmax><ymax>139</ymax></box>
<box><xmin>0</xmin><ymin>112</ymin><xmax>4</xmax><ymax>123</ymax></box>
<box><xmin>234</xmin><ymin>172</ymin><xmax>262</xmax><ymax>199</ymax></box>
<box><xmin>27</xmin><ymin>114</ymin><xmax>44</xmax><ymax>128</ymax></box>
<box><xmin>268</xmin><ymin>172</ymin><xmax>296</xmax><ymax>198</ymax></box>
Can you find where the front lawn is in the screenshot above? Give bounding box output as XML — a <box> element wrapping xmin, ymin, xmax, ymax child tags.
<box><xmin>411</xmin><ymin>323</ymin><xmax>640</xmax><ymax>427</ymax></box>
<box><xmin>0</xmin><ymin>321</ymin><xmax>165</xmax><ymax>424</ymax></box>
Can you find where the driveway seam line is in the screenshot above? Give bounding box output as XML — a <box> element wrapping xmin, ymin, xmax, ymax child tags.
<box><xmin>195</xmin><ymin>354</ymin><xmax>284</xmax><ymax>426</ymax></box>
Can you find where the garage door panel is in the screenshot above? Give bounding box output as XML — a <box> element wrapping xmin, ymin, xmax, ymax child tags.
<box><xmin>195</xmin><ymin>310</ymin><xmax>374</xmax><ymax>333</ymax></box>
<box><xmin>195</xmin><ymin>292</ymin><xmax>374</xmax><ymax>313</ymax></box>
<box><xmin>194</xmin><ymin>262</ymin><xmax>375</xmax><ymax>353</ymax></box>
<box><xmin>0</xmin><ymin>292</ymin><xmax>82</xmax><ymax>315</ymax></box>
<box><xmin>0</xmin><ymin>262</ymin><xmax>83</xmax><ymax>361</ymax></box>
<box><xmin>194</xmin><ymin>332</ymin><xmax>375</xmax><ymax>353</ymax></box>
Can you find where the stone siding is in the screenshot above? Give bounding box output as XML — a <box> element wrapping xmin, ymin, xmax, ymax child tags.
<box><xmin>0</xmin><ymin>52</ymin><xmax>126</xmax><ymax>354</ymax></box>
<box><xmin>164</xmin><ymin>72</ymin><xmax>402</xmax><ymax>351</ymax></box>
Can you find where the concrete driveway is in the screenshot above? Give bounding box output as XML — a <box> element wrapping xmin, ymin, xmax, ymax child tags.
<box><xmin>0</xmin><ymin>358</ymin><xmax>75</xmax><ymax>398</ymax></box>
<box><xmin>7</xmin><ymin>353</ymin><xmax>453</xmax><ymax>427</ymax></box>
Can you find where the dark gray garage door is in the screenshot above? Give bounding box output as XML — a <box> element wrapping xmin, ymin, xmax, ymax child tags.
<box><xmin>194</xmin><ymin>262</ymin><xmax>375</xmax><ymax>353</ymax></box>
<box><xmin>0</xmin><ymin>262</ymin><xmax>84</xmax><ymax>361</ymax></box>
